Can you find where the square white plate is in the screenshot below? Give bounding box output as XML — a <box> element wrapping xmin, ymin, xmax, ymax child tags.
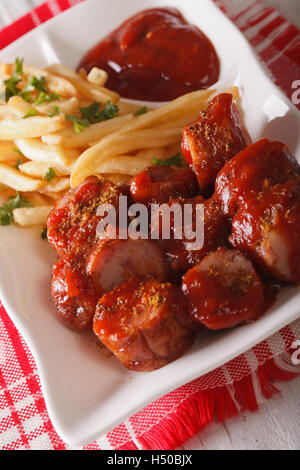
<box><xmin>0</xmin><ymin>0</ymin><xmax>300</xmax><ymax>448</ymax></box>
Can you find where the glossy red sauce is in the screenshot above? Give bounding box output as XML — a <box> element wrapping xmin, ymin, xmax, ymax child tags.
<box><xmin>78</xmin><ymin>8</ymin><xmax>220</xmax><ymax>102</ymax></box>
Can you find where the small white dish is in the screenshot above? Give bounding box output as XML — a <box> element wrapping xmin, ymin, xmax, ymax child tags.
<box><xmin>0</xmin><ymin>0</ymin><xmax>299</xmax><ymax>447</ymax></box>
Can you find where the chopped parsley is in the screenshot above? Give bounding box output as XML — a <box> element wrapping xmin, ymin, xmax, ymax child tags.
<box><xmin>15</xmin><ymin>159</ymin><xmax>23</xmax><ymax>170</ymax></box>
<box><xmin>66</xmin><ymin>114</ymin><xmax>90</xmax><ymax>134</ymax></box>
<box><xmin>35</xmin><ymin>91</ymin><xmax>61</xmax><ymax>105</ymax></box>
<box><xmin>66</xmin><ymin>100</ymin><xmax>119</xmax><ymax>133</ymax></box>
<box><xmin>23</xmin><ymin>75</ymin><xmax>60</xmax><ymax>105</ymax></box>
<box><xmin>47</xmin><ymin>105</ymin><xmax>61</xmax><ymax>117</ymax></box>
<box><xmin>152</xmin><ymin>153</ymin><xmax>187</xmax><ymax>168</ymax></box>
<box><xmin>43</xmin><ymin>167</ymin><xmax>57</xmax><ymax>182</ymax></box>
<box><xmin>2</xmin><ymin>58</ymin><xmax>61</xmax><ymax>105</ymax></box>
<box><xmin>3</xmin><ymin>58</ymin><xmax>24</xmax><ymax>101</ymax></box>
<box><xmin>23</xmin><ymin>107</ymin><xmax>38</xmax><ymax>118</ymax></box>
<box><xmin>135</xmin><ymin>106</ymin><xmax>148</xmax><ymax>116</ymax></box>
<box><xmin>0</xmin><ymin>191</ymin><xmax>33</xmax><ymax>226</ymax></box>
<box><xmin>11</xmin><ymin>147</ymin><xmax>25</xmax><ymax>158</ymax></box>
<box><xmin>41</xmin><ymin>227</ymin><xmax>48</xmax><ymax>240</ymax></box>
<box><xmin>11</xmin><ymin>148</ymin><xmax>24</xmax><ymax>170</ymax></box>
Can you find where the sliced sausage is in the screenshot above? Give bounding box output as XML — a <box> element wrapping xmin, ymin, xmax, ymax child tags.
<box><xmin>182</xmin><ymin>93</ymin><xmax>251</xmax><ymax>193</ymax></box>
<box><xmin>93</xmin><ymin>278</ymin><xmax>196</xmax><ymax>371</ymax></box>
<box><xmin>47</xmin><ymin>176</ymin><xmax>127</xmax><ymax>257</ymax></box>
<box><xmin>86</xmin><ymin>237</ymin><xmax>170</xmax><ymax>293</ymax></box>
<box><xmin>51</xmin><ymin>256</ymin><xmax>100</xmax><ymax>330</ymax></box>
<box><xmin>182</xmin><ymin>248</ymin><xmax>264</xmax><ymax>329</ymax></box>
<box><xmin>229</xmin><ymin>181</ymin><xmax>300</xmax><ymax>283</ymax></box>
<box><xmin>152</xmin><ymin>195</ymin><xmax>230</xmax><ymax>273</ymax></box>
<box><xmin>130</xmin><ymin>165</ymin><xmax>199</xmax><ymax>206</ymax></box>
<box><xmin>215</xmin><ymin>139</ymin><xmax>300</xmax><ymax>217</ymax></box>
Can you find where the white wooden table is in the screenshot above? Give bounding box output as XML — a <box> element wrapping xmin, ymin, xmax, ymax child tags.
<box><xmin>0</xmin><ymin>0</ymin><xmax>299</xmax><ymax>451</ymax></box>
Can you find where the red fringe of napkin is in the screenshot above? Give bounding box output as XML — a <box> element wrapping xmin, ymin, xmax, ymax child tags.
<box><xmin>118</xmin><ymin>353</ymin><xmax>297</xmax><ymax>450</ymax></box>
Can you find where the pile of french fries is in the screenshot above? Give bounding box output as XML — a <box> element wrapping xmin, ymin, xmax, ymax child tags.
<box><xmin>0</xmin><ymin>59</ymin><xmax>239</xmax><ymax>228</ymax></box>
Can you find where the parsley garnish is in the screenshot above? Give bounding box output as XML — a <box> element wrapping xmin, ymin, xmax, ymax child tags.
<box><xmin>152</xmin><ymin>153</ymin><xmax>187</xmax><ymax>168</ymax></box>
<box><xmin>41</xmin><ymin>227</ymin><xmax>48</xmax><ymax>240</ymax></box>
<box><xmin>11</xmin><ymin>148</ymin><xmax>24</xmax><ymax>169</ymax></box>
<box><xmin>135</xmin><ymin>106</ymin><xmax>148</xmax><ymax>116</ymax></box>
<box><xmin>66</xmin><ymin>100</ymin><xmax>119</xmax><ymax>133</ymax></box>
<box><xmin>15</xmin><ymin>159</ymin><xmax>23</xmax><ymax>170</ymax></box>
<box><xmin>35</xmin><ymin>91</ymin><xmax>61</xmax><ymax>105</ymax></box>
<box><xmin>11</xmin><ymin>147</ymin><xmax>25</xmax><ymax>158</ymax></box>
<box><xmin>0</xmin><ymin>192</ymin><xmax>33</xmax><ymax>225</ymax></box>
<box><xmin>47</xmin><ymin>105</ymin><xmax>61</xmax><ymax>117</ymax></box>
<box><xmin>24</xmin><ymin>75</ymin><xmax>48</xmax><ymax>95</ymax></box>
<box><xmin>3</xmin><ymin>58</ymin><xmax>60</xmax><ymax>105</ymax></box>
<box><xmin>80</xmin><ymin>100</ymin><xmax>119</xmax><ymax>123</ymax></box>
<box><xmin>4</xmin><ymin>58</ymin><xmax>24</xmax><ymax>101</ymax></box>
<box><xmin>66</xmin><ymin>114</ymin><xmax>90</xmax><ymax>134</ymax></box>
<box><xmin>23</xmin><ymin>107</ymin><xmax>38</xmax><ymax>118</ymax></box>
<box><xmin>43</xmin><ymin>167</ymin><xmax>57</xmax><ymax>182</ymax></box>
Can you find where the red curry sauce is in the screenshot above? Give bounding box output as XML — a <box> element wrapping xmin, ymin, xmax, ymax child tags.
<box><xmin>78</xmin><ymin>7</ymin><xmax>220</xmax><ymax>102</ymax></box>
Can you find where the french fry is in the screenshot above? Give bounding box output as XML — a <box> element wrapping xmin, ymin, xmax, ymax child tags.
<box><xmin>13</xmin><ymin>205</ymin><xmax>54</xmax><ymax>226</ymax></box>
<box><xmin>78</xmin><ymin>68</ymin><xmax>88</xmax><ymax>80</ymax></box>
<box><xmin>8</xmin><ymin>96</ymin><xmax>37</xmax><ymax>117</ymax></box>
<box><xmin>0</xmin><ymin>115</ymin><xmax>65</xmax><ymax>140</ymax></box>
<box><xmin>41</xmin><ymin>114</ymin><xmax>133</xmax><ymax>148</ymax></box>
<box><xmin>96</xmin><ymin>148</ymin><xmax>167</xmax><ymax>176</ymax></box>
<box><xmin>0</xmin><ymin>142</ymin><xmax>24</xmax><ymax>162</ymax></box>
<box><xmin>116</xmin><ymin>89</ymin><xmax>215</xmax><ymax>136</ymax></box>
<box><xmin>0</xmin><ymin>105</ymin><xmax>14</xmax><ymax>118</ymax></box>
<box><xmin>46</xmin><ymin>64</ymin><xmax>119</xmax><ymax>103</ymax></box>
<box><xmin>36</xmin><ymin>97</ymin><xmax>79</xmax><ymax>115</ymax></box>
<box><xmin>0</xmin><ymin>63</ymin><xmax>78</xmax><ymax>97</ymax></box>
<box><xmin>103</xmin><ymin>173</ymin><xmax>131</xmax><ymax>185</ymax></box>
<box><xmin>118</xmin><ymin>101</ymin><xmax>154</xmax><ymax>116</ymax></box>
<box><xmin>96</xmin><ymin>155</ymin><xmax>157</xmax><ymax>176</ymax></box>
<box><xmin>41</xmin><ymin>177</ymin><xmax>70</xmax><ymax>193</ymax></box>
<box><xmin>19</xmin><ymin>161</ymin><xmax>72</xmax><ymax>178</ymax></box>
<box><xmin>22</xmin><ymin>191</ymin><xmax>52</xmax><ymax>206</ymax></box>
<box><xmin>0</xmin><ymin>163</ymin><xmax>45</xmax><ymax>191</ymax></box>
<box><xmin>46</xmin><ymin>75</ymin><xmax>78</xmax><ymax>97</ymax></box>
<box><xmin>15</xmin><ymin>138</ymin><xmax>79</xmax><ymax>166</ymax></box>
<box><xmin>87</xmin><ymin>67</ymin><xmax>108</xmax><ymax>86</ymax></box>
<box><xmin>70</xmin><ymin>127</ymin><xmax>182</xmax><ymax>187</ymax></box>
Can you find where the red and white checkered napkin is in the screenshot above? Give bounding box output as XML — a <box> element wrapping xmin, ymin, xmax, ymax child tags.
<box><xmin>0</xmin><ymin>0</ymin><xmax>300</xmax><ymax>451</ymax></box>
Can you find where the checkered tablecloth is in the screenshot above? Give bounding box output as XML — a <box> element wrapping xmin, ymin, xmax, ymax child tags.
<box><xmin>0</xmin><ymin>0</ymin><xmax>300</xmax><ymax>450</ymax></box>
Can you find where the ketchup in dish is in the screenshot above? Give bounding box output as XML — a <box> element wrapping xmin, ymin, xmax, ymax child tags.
<box><xmin>78</xmin><ymin>8</ymin><xmax>220</xmax><ymax>102</ymax></box>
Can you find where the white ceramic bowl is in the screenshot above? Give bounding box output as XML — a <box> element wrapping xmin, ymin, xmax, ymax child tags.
<box><xmin>0</xmin><ymin>0</ymin><xmax>299</xmax><ymax>447</ymax></box>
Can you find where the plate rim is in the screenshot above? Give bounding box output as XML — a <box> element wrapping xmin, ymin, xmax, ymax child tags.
<box><xmin>0</xmin><ymin>0</ymin><xmax>299</xmax><ymax>447</ymax></box>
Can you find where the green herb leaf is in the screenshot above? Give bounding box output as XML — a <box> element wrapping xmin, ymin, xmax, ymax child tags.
<box><xmin>66</xmin><ymin>114</ymin><xmax>90</xmax><ymax>133</ymax></box>
<box><xmin>47</xmin><ymin>105</ymin><xmax>61</xmax><ymax>117</ymax></box>
<box><xmin>15</xmin><ymin>159</ymin><xmax>23</xmax><ymax>170</ymax></box>
<box><xmin>11</xmin><ymin>147</ymin><xmax>25</xmax><ymax>158</ymax></box>
<box><xmin>66</xmin><ymin>100</ymin><xmax>119</xmax><ymax>133</ymax></box>
<box><xmin>0</xmin><ymin>191</ymin><xmax>33</xmax><ymax>226</ymax></box>
<box><xmin>43</xmin><ymin>167</ymin><xmax>57</xmax><ymax>182</ymax></box>
<box><xmin>135</xmin><ymin>106</ymin><xmax>148</xmax><ymax>116</ymax></box>
<box><xmin>15</xmin><ymin>58</ymin><xmax>24</xmax><ymax>77</ymax></box>
<box><xmin>101</xmin><ymin>100</ymin><xmax>119</xmax><ymax>120</ymax></box>
<box><xmin>23</xmin><ymin>107</ymin><xmax>38</xmax><ymax>119</ymax></box>
<box><xmin>24</xmin><ymin>75</ymin><xmax>48</xmax><ymax>94</ymax></box>
<box><xmin>35</xmin><ymin>91</ymin><xmax>61</xmax><ymax>105</ymax></box>
<box><xmin>152</xmin><ymin>153</ymin><xmax>187</xmax><ymax>168</ymax></box>
<box><xmin>41</xmin><ymin>227</ymin><xmax>48</xmax><ymax>240</ymax></box>
<box><xmin>3</xmin><ymin>58</ymin><xmax>25</xmax><ymax>101</ymax></box>
<box><xmin>12</xmin><ymin>148</ymin><xmax>24</xmax><ymax>169</ymax></box>
<box><xmin>79</xmin><ymin>101</ymin><xmax>101</xmax><ymax>121</ymax></box>
<box><xmin>79</xmin><ymin>100</ymin><xmax>119</xmax><ymax>123</ymax></box>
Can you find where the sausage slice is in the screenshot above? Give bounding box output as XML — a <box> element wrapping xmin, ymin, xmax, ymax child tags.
<box><xmin>94</xmin><ymin>278</ymin><xmax>195</xmax><ymax>371</ymax></box>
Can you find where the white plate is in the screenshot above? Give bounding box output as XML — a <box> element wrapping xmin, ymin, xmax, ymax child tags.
<box><xmin>0</xmin><ymin>0</ymin><xmax>300</xmax><ymax>448</ymax></box>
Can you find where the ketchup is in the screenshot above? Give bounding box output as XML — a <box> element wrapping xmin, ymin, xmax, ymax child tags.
<box><xmin>78</xmin><ymin>8</ymin><xmax>220</xmax><ymax>102</ymax></box>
